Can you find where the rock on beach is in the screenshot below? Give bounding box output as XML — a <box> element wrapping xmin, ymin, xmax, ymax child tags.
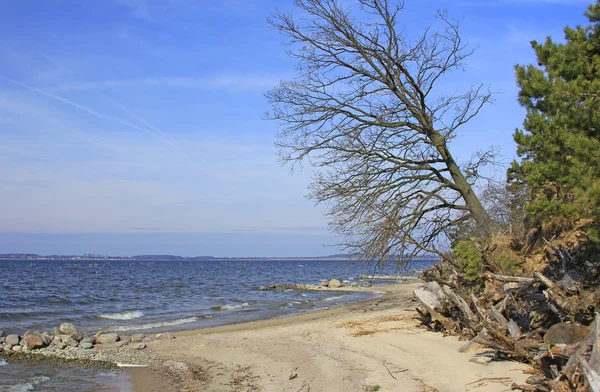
<box><xmin>59</xmin><ymin>323</ymin><xmax>78</xmax><ymax>335</ymax></box>
<box><xmin>328</xmin><ymin>279</ymin><xmax>342</xmax><ymax>288</ymax></box>
<box><xmin>96</xmin><ymin>333</ymin><xmax>120</xmax><ymax>345</ymax></box>
<box><xmin>22</xmin><ymin>332</ymin><xmax>46</xmax><ymax>350</ymax></box>
<box><xmin>5</xmin><ymin>335</ymin><xmax>20</xmax><ymax>346</ymax></box>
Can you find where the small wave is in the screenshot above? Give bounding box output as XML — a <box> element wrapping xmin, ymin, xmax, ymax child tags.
<box><xmin>98</xmin><ymin>311</ymin><xmax>144</xmax><ymax>320</ymax></box>
<box><xmin>3</xmin><ymin>376</ymin><xmax>50</xmax><ymax>392</ymax></box>
<box><xmin>300</xmin><ymin>293</ymin><xmax>308</xmax><ymax>297</ymax></box>
<box><xmin>211</xmin><ymin>303</ymin><xmax>249</xmax><ymax>311</ymax></box>
<box><xmin>110</xmin><ymin>316</ymin><xmax>198</xmax><ymax>332</ymax></box>
<box><xmin>323</xmin><ymin>295</ymin><xmax>345</xmax><ymax>302</ymax></box>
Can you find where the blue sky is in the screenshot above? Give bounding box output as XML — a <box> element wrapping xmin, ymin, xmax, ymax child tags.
<box><xmin>0</xmin><ymin>0</ymin><xmax>591</xmax><ymax>256</ymax></box>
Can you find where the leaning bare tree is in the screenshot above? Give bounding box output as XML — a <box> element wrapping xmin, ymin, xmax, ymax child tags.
<box><xmin>266</xmin><ymin>0</ymin><xmax>494</xmax><ymax>264</ymax></box>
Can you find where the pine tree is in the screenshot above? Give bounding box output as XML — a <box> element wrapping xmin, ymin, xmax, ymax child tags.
<box><xmin>512</xmin><ymin>1</ymin><xmax>600</xmax><ymax>244</ymax></box>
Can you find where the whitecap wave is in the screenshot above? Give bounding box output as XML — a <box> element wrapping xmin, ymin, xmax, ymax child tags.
<box><xmin>323</xmin><ymin>295</ymin><xmax>345</xmax><ymax>302</ymax></box>
<box><xmin>110</xmin><ymin>316</ymin><xmax>198</xmax><ymax>332</ymax></box>
<box><xmin>98</xmin><ymin>310</ymin><xmax>144</xmax><ymax>320</ymax></box>
<box><xmin>217</xmin><ymin>303</ymin><xmax>249</xmax><ymax>311</ymax></box>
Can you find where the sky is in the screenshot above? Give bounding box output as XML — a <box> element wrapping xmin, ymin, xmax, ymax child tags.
<box><xmin>0</xmin><ymin>0</ymin><xmax>592</xmax><ymax>257</ymax></box>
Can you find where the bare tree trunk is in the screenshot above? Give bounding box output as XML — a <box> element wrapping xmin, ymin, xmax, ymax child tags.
<box><xmin>267</xmin><ymin>0</ymin><xmax>495</xmax><ymax>260</ymax></box>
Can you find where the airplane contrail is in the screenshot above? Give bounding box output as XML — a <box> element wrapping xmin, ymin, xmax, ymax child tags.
<box><xmin>32</xmin><ymin>53</ymin><xmax>196</xmax><ymax>163</ymax></box>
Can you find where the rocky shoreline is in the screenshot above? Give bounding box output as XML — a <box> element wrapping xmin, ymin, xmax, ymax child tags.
<box><xmin>0</xmin><ymin>322</ymin><xmax>179</xmax><ymax>369</ymax></box>
<box><xmin>260</xmin><ymin>278</ymin><xmax>381</xmax><ymax>291</ymax></box>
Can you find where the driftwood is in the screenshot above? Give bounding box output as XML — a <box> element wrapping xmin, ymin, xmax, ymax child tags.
<box><xmin>414</xmin><ymin>251</ymin><xmax>600</xmax><ymax>391</ymax></box>
<box><xmin>507</xmin><ymin>319</ymin><xmax>522</xmax><ymax>339</ymax></box>
<box><xmin>413</xmin><ymin>287</ymin><xmax>455</xmax><ymax>331</ymax></box>
<box><xmin>589</xmin><ymin>314</ymin><xmax>600</xmax><ymax>372</ymax></box>
<box><xmin>577</xmin><ymin>354</ymin><xmax>600</xmax><ymax>392</ymax></box>
<box><xmin>441</xmin><ymin>284</ymin><xmax>476</xmax><ymax>321</ymax></box>
<box><xmin>480</xmin><ymin>273</ymin><xmax>534</xmax><ymax>284</ymax></box>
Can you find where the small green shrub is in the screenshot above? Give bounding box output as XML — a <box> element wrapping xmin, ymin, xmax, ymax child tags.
<box><xmin>452</xmin><ymin>240</ymin><xmax>482</xmax><ymax>281</ymax></box>
<box><xmin>496</xmin><ymin>256</ymin><xmax>520</xmax><ymax>275</ymax></box>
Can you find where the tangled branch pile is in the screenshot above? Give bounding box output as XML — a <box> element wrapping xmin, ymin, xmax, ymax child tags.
<box><xmin>414</xmin><ymin>236</ymin><xmax>600</xmax><ymax>391</ymax></box>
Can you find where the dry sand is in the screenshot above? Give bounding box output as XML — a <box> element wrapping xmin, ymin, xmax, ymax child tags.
<box><xmin>128</xmin><ymin>282</ymin><xmax>531</xmax><ymax>391</ymax></box>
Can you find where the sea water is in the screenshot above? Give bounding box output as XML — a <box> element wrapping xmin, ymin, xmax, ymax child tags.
<box><xmin>0</xmin><ymin>258</ymin><xmax>435</xmax><ymax>390</ymax></box>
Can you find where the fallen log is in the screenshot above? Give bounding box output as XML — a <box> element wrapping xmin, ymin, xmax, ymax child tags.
<box><xmin>576</xmin><ymin>354</ymin><xmax>600</xmax><ymax>392</ymax></box>
<box><xmin>413</xmin><ymin>287</ymin><xmax>455</xmax><ymax>331</ymax></box>
<box><xmin>480</xmin><ymin>273</ymin><xmax>535</xmax><ymax>284</ymax></box>
<box><xmin>590</xmin><ymin>314</ymin><xmax>600</xmax><ymax>372</ymax></box>
<box><xmin>441</xmin><ymin>284</ymin><xmax>476</xmax><ymax>321</ymax></box>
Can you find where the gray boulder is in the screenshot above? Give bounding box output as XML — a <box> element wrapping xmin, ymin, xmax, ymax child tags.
<box><xmin>132</xmin><ymin>343</ymin><xmax>146</xmax><ymax>350</ymax></box>
<box><xmin>40</xmin><ymin>333</ymin><xmax>53</xmax><ymax>346</ymax></box>
<box><xmin>141</xmin><ymin>337</ymin><xmax>152</xmax><ymax>343</ymax></box>
<box><xmin>156</xmin><ymin>332</ymin><xmax>175</xmax><ymax>340</ymax></box>
<box><xmin>80</xmin><ymin>337</ymin><xmax>94</xmax><ymax>345</ymax></box>
<box><xmin>328</xmin><ymin>279</ymin><xmax>342</xmax><ymax>288</ymax></box>
<box><xmin>115</xmin><ymin>340</ymin><xmax>129</xmax><ymax>348</ymax></box>
<box><xmin>23</xmin><ymin>332</ymin><xmax>46</xmax><ymax>350</ymax></box>
<box><xmin>80</xmin><ymin>342</ymin><xmax>93</xmax><ymax>349</ymax></box>
<box><xmin>59</xmin><ymin>323</ymin><xmax>77</xmax><ymax>335</ymax></box>
<box><xmin>5</xmin><ymin>335</ymin><xmax>19</xmax><ymax>346</ymax></box>
<box><xmin>543</xmin><ymin>322</ymin><xmax>590</xmax><ymax>345</ymax></box>
<box><xmin>71</xmin><ymin>330</ymin><xmax>84</xmax><ymax>342</ymax></box>
<box><xmin>4</xmin><ymin>344</ymin><xmax>12</xmax><ymax>351</ymax></box>
<box><xmin>96</xmin><ymin>333</ymin><xmax>120</xmax><ymax>345</ymax></box>
<box><xmin>60</xmin><ymin>335</ymin><xmax>79</xmax><ymax>347</ymax></box>
<box><xmin>131</xmin><ymin>334</ymin><xmax>145</xmax><ymax>343</ymax></box>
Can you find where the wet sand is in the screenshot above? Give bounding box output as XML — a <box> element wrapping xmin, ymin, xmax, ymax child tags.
<box><xmin>127</xmin><ymin>282</ymin><xmax>531</xmax><ymax>392</ymax></box>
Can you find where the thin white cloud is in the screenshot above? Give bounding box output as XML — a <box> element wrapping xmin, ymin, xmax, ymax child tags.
<box><xmin>50</xmin><ymin>75</ymin><xmax>282</xmax><ymax>92</ymax></box>
<box><xmin>0</xmin><ymin>76</ymin><xmax>192</xmax><ymax>163</ymax></box>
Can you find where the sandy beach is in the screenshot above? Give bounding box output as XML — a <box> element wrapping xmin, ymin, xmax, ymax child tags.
<box><xmin>126</xmin><ymin>282</ymin><xmax>532</xmax><ymax>392</ymax></box>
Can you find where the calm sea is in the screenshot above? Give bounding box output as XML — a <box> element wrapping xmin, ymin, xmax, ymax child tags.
<box><xmin>0</xmin><ymin>258</ymin><xmax>434</xmax><ymax>391</ymax></box>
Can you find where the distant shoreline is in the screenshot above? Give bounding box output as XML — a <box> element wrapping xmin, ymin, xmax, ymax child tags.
<box><xmin>0</xmin><ymin>254</ymin><xmax>439</xmax><ymax>262</ymax></box>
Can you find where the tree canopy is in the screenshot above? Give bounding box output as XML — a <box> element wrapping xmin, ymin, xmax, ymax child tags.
<box><xmin>511</xmin><ymin>0</ymin><xmax>600</xmax><ymax>246</ymax></box>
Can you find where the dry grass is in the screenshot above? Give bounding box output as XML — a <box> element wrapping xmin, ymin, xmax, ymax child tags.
<box><xmin>338</xmin><ymin>314</ymin><xmax>416</xmax><ymax>337</ymax></box>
